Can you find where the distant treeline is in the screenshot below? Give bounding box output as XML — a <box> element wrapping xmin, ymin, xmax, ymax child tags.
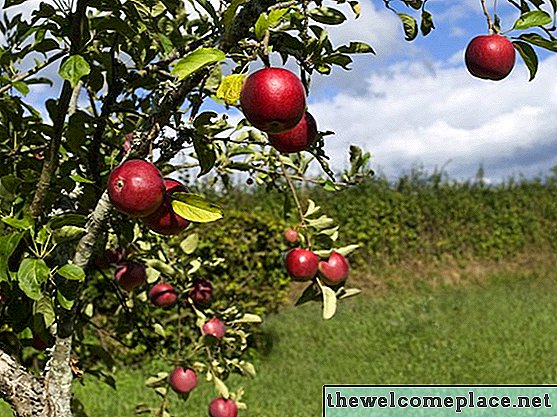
<box><xmin>204</xmin><ymin>168</ymin><xmax>557</xmax><ymax>267</ymax></box>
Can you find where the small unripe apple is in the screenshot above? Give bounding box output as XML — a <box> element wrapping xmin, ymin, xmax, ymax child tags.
<box><xmin>283</xmin><ymin>228</ymin><xmax>299</xmax><ymax>243</ymax></box>
<box><xmin>168</xmin><ymin>366</ymin><xmax>197</xmax><ymax>394</ymax></box>
<box><xmin>148</xmin><ymin>282</ymin><xmax>178</xmax><ymax>307</ymax></box>
<box><xmin>114</xmin><ymin>261</ymin><xmax>146</xmax><ymax>291</ymax></box>
<box><xmin>142</xmin><ymin>178</ymin><xmax>191</xmax><ymax>235</ymax></box>
<box><xmin>208</xmin><ymin>397</ymin><xmax>238</xmax><ymax>417</ymax></box>
<box><xmin>318</xmin><ymin>251</ymin><xmax>350</xmax><ymax>286</ymax></box>
<box><xmin>107</xmin><ymin>159</ymin><xmax>165</xmax><ymax>217</ymax></box>
<box><xmin>240</xmin><ymin>67</ymin><xmax>306</xmax><ymax>133</ymax></box>
<box><xmin>268</xmin><ymin>112</ymin><xmax>317</xmax><ymax>153</ymax></box>
<box><xmin>464</xmin><ymin>34</ymin><xmax>515</xmax><ymax>81</ymax></box>
<box><xmin>202</xmin><ymin>317</ymin><xmax>226</xmax><ymax>339</ymax></box>
<box><xmin>190</xmin><ymin>278</ymin><xmax>213</xmax><ymax>307</ymax></box>
<box><xmin>284</xmin><ymin>248</ymin><xmax>319</xmax><ymax>281</ymax></box>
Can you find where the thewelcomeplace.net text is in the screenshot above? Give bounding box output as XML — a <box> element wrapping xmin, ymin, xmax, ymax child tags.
<box><xmin>326</xmin><ymin>390</ymin><xmax>551</xmax><ymax>413</ymax></box>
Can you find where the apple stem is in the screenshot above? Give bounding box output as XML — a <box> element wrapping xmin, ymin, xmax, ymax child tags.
<box><xmin>480</xmin><ymin>0</ymin><xmax>495</xmax><ymax>34</ymax></box>
<box><xmin>279</xmin><ymin>159</ymin><xmax>312</xmax><ymax>249</ymax></box>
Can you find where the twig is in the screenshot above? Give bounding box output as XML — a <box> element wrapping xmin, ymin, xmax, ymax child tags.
<box><xmin>480</xmin><ymin>0</ymin><xmax>495</xmax><ymax>33</ymax></box>
<box><xmin>279</xmin><ymin>158</ymin><xmax>312</xmax><ymax>248</ymax></box>
<box><xmin>0</xmin><ymin>50</ymin><xmax>66</xmax><ymax>96</ymax></box>
<box><xmin>68</xmin><ymin>81</ymin><xmax>82</xmax><ymax>116</ymax></box>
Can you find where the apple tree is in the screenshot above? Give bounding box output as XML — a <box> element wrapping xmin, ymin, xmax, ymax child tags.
<box><xmin>0</xmin><ymin>0</ymin><xmax>556</xmax><ymax>416</ymax></box>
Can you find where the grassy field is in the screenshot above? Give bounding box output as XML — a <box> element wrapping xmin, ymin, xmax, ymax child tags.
<box><xmin>3</xmin><ymin>266</ymin><xmax>557</xmax><ymax>416</ymax></box>
<box><xmin>0</xmin><ymin>266</ymin><xmax>557</xmax><ymax>417</ymax></box>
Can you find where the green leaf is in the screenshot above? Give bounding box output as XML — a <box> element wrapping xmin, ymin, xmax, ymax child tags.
<box><xmin>223</xmin><ymin>0</ymin><xmax>248</xmax><ymax>36</ymax></box>
<box><xmin>335</xmin><ymin>244</ymin><xmax>360</xmax><ymax>257</ymax></box>
<box><xmin>254</xmin><ymin>13</ymin><xmax>269</xmax><ymax>40</ymax></box>
<box><xmin>70</xmin><ymin>173</ymin><xmax>95</xmax><ymax>184</ymax></box>
<box><xmin>338</xmin><ymin>288</ymin><xmax>362</xmax><ymax>300</ymax></box>
<box><xmin>180</xmin><ymin>233</ymin><xmax>199</xmax><ymax>255</ymax></box>
<box><xmin>153</xmin><ymin>323</ymin><xmax>166</xmax><ymax>337</ymax></box>
<box><xmin>213</xmin><ymin>375</ymin><xmax>229</xmax><ymax>398</ymax></box>
<box><xmin>517</xmin><ymin>33</ymin><xmax>557</xmax><ymax>52</ymax></box>
<box><xmin>2</xmin><ymin>215</ymin><xmax>34</xmax><ymax>230</ymax></box>
<box><xmin>18</xmin><ymin>258</ymin><xmax>50</xmax><ymax>301</ymax></box>
<box><xmin>337</xmin><ymin>41</ymin><xmax>375</xmax><ymax>54</ymax></box>
<box><xmin>34</xmin><ymin>296</ymin><xmax>55</xmax><ymax>327</ymax></box>
<box><xmin>321</xmin><ymin>285</ymin><xmax>337</xmax><ymax>320</ymax></box>
<box><xmin>309</xmin><ymin>6</ymin><xmax>347</xmax><ymax>25</ymax></box>
<box><xmin>398</xmin><ymin>13</ymin><xmax>418</xmax><ymax>41</ymax></box>
<box><xmin>349</xmin><ymin>1</ymin><xmax>361</xmax><ymax>18</ymax></box>
<box><xmin>171</xmin><ymin>193</ymin><xmax>224</xmax><ymax>223</ymax></box>
<box><xmin>513</xmin><ymin>10</ymin><xmax>552</xmax><ymax>30</ymax></box>
<box><xmin>57</xmin><ymin>264</ymin><xmax>85</xmax><ymax>281</ymax></box>
<box><xmin>13</xmin><ymin>81</ymin><xmax>29</xmax><ymax>96</ymax></box>
<box><xmin>171</xmin><ymin>48</ymin><xmax>225</xmax><ymax>80</ymax></box>
<box><xmin>216</xmin><ymin>74</ymin><xmax>245</xmax><ymax>105</ymax></box>
<box><xmin>420</xmin><ymin>10</ymin><xmax>435</xmax><ymax>36</ymax></box>
<box><xmin>513</xmin><ymin>40</ymin><xmax>538</xmax><ymax>81</ymax></box>
<box><xmin>57</xmin><ymin>290</ymin><xmax>75</xmax><ymax>310</ymax></box>
<box><xmin>3</xmin><ymin>0</ymin><xmax>28</xmax><ymax>8</ymax></box>
<box><xmin>59</xmin><ymin>55</ymin><xmax>90</xmax><ymax>88</ymax></box>
<box><xmin>267</xmin><ymin>8</ymin><xmax>289</xmax><ymax>28</ymax></box>
<box><xmin>192</xmin><ymin>134</ymin><xmax>216</xmax><ymax>176</ymax></box>
<box><xmin>0</xmin><ymin>232</ymin><xmax>24</xmax><ymax>282</ymax></box>
<box><xmin>232</xmin><ymin>313</ymin><xmax>262</xmax><ymax>323</ymax></box>
<box><xmin>146</xmin><ymin>259</ymin><xmax>177</xmax><ymax>276</ymax></box>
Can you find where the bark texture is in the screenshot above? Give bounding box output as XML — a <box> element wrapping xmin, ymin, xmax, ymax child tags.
<box><xmin>0</xmin><ymin>350</ymin><xmax>51</xmax><ymax>417</ymax></box>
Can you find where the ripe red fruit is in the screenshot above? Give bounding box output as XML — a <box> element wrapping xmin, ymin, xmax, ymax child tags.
<box><xmin>94</xmin><ymin>247</ymin><xmax>126</xmax><ymax>269</ymax></box>
<box><xmin>107</xmin><ymin>159</ymin><xmax>165</xmax><ymax>217</ymax></box>
<box><xmin>168</xmin><ymin>366</ymin><xmax>197</xmax><ymax>394</ymax></box>
<box><xmin>190</xmin><ymin>278</ymin><xmax>213</xmax><ymax>307</ymax></box>
<box><xmin>148</xmin><ymin>282</ymin><xmax>178</xmax><ymax>307</ymax></box>
<box><xmin>318</xmin><ymin>251</ymin><xmax>350</xmax><ymax>286</ymax></box>
<box><xmin>202</xmin><ymin>317</ymin><xmax>226</xmax><ymax>339</ymax></box>
<box><xmin>208</xmin><ymin>398</ymin><xmax>238</xmax><ymax>417</ymax></box>
<box><xmin>284</xmin><ymin>248</ymin><xmax>319</xmax><ymax>281</ymax></box>
<box><xmin>240</xmin><ymin>67</ymin><xmax>306</xmax><ymax>133</ymax></box>
<box><xmin>268</xmin><ymin>112</ymin><xmax>317</xmax><ymax>153</ymax></box>
<box><xmin>464</xmin><ymin>34</ymin><xmax>515</xmax><ymax>81</ymax></box>
<box><xmin>283</xmin><ymin>228</ymin><xmax>299</xmax><ymax>243</ymax></box>
<box><xmin>142</xmin><ymin>178</ymin><xmax>191</xmax><ymax>235</ymax></box>
<box><xmin>114</xmin><ymin>261</ymin><xmax>146</xmax><ymax>291</ymax></box>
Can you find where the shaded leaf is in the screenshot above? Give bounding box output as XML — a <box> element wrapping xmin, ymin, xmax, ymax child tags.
<box><xmin>34</xmin><ymin>296</ymin><xmax>55</xmax><ymax>327</ymax></box>
<box><xmin>513</xmin><ymin>40</ymin><xmax>538</xmax><ymax>81</ymax></box>
<box><xmin>0</xmin><ymin>232</ymin><xmax>24</xmax><ymax>282</ymax></box>
<box><xmin>18</xmin><ymin>258</ymin><xmax>49</xmax><ymax>300</ymax></box>
<box><xmin>309</xmin><ymin>6</ymin><xmax>346</xmax><ymax>25</ymax></box>
<box><xmin>398</xmin><ymin>13</ymin><xmax>418</xmax><ymax>41</ymax></box>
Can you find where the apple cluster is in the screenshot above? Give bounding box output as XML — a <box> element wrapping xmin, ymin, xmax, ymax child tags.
<box><xmin>240</xmin><ymin>67</ymin><xmax>318</xmax><ymax>154</ymax></box>
<box><xmin>107</xmin><ymin>159</ymin><xmax>190</xmax><ymax>236</ymax></box>
<box><xmin>285</xmin><ymin>247</ymin><xmax>350</xmax><ymax>287</ymax></box>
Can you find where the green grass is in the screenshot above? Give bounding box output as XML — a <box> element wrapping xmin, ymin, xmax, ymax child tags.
<box><xmin>3</xmin><ymin>270</ymin><xmax>557</xmax><ymax>416</ymax></box>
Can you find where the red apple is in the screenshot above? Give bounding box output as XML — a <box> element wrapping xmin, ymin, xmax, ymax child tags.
<box><xmin>168</xmin><ymin>366</ymin><xmax>197</xmax><ymax>394</ymax></box>
<box><xmin>148</xmin><ymin>282</ymin><xmax>178</xmax><ymax>307</ymax></box>
<box><xmin>202</xmin><ymin>317</ymin><xmax>225</xmax><ymax>339</ymax></box>
<box><xmin>114</xmin><ymin>261</ymin><xmax>146</xmax><ymax>291</ymax></box>
<box><xmin>190</xmin><ymin>278</ymin><xmax>213</xmax><ymax>307</ymax></box>
<box><xmin>318</xmin><ymin>251</ymin><xmax>350</xmax><ymax>286</ymax></box>
<box><xmin>240</xmin><ymin>67</ymin><xmax>306</xmax><ymax>133</ymax></box>
<box><xmin>142</xmin><ymin>178</ymin><xmax>191</xmax><ymax>235</ymax></box>
<box><xmin>208</xmin><ymin>398</ymin><xmax>238</xmax><ymax>417</ymax></box>
<box><xmin>94</xmin><ymin>246</ymin><xmax>126</xmax><ymax>269</ymax></box>
<box><xmin>107</xmin><ymin>159</ymin><xmax>165</xmax><ymax>217</ymax></box>
<box><xmin>464</xmin><ymin>34</ymin><xmax>515</xmax><ymax>81</ymax></box>
<box><xmin>284</xmin><ymin>248</ymin><xmax>319</xmax><ymax>281</ymax></box>
<box><xmin>268</xmin><ymin>112</ymin><xmax>317</xmax><ymax>153</ymax></box>
<box><xmin>283</xmin><ymin>228</ymin><xmax>299</xmax><ymax>243</ymax></box>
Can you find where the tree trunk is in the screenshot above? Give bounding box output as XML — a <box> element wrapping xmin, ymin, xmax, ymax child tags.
<box><xmin>0</xmin><ymin>349</ymin><xmax>52</xmax><ymax>417</ymax></box>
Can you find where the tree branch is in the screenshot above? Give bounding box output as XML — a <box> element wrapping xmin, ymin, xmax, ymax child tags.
<box><xmin>0</xmin><ymin>349</ymin><xmax>51</xmax><ymax>417</ymax></box>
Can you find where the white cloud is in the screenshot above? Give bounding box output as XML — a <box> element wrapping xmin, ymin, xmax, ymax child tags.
<box><xmin>311</xmin><ymin>55</ymin><xmax>557</xmax><ymax>181</ymax></box>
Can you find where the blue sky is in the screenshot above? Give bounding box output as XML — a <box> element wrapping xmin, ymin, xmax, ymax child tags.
<box><xmin>4</xmin><ymin>0</ymin><xmax>557</xmax><ymax>182</ymax></box>
<box><xmin>304</xmin><ymin>0</ymin><xmax>557</xmax><ymax>182</ymax></box>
